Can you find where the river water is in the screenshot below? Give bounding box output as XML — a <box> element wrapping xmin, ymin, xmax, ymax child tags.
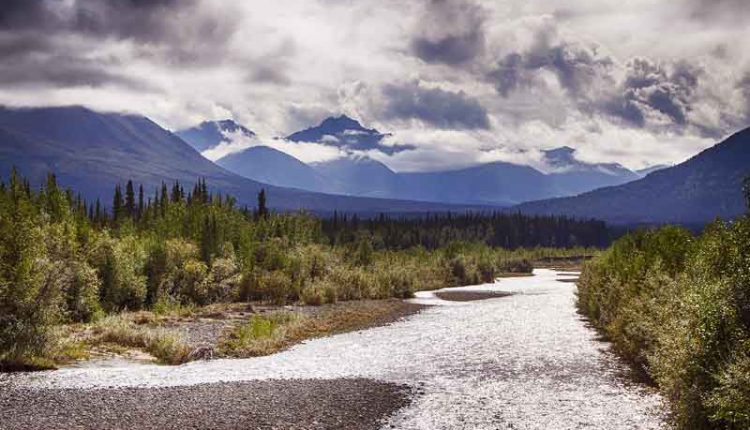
<box><xmin>0</xmin><ymin>269</ymin><xmax>666</xmax><ymax>429</ymax></box>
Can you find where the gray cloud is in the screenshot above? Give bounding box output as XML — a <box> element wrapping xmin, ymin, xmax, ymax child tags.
<box><xmin>0</xmin><ymin>0</ymin><xmax>239</xmax><ymax>89</ymax></box>
<box><xmin>411</xmin><ymin>0</ymin><xmax>486</xmax><ymax>65</ymax></box>
<box><xmin>603</xmin><ymin>58</ymin><xmax>701</xmax><ymax>130</ymax></box>
<box><xmin>489</xmin><ymin>28</ymin><xmax>613</xmax><ymax>99</ymax></box>
<box><xmin>687</xmin><ymin>0</ymin><xmax>750</xmax><ymax>22</ymax></box>
<box><xmin>382</xmin><ymin>82</ymin><xmax>490</xmax><ymax>130</ymax></box>
<box><xmin>0</xmin><ymin>0</ymin><xmax>199</xmax><ymax>41</ymax></box>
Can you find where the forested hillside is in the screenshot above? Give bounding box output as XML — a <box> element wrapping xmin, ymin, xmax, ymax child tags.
<box><xmin>516</xmin><ymin>128</ymin><xmax>750</xmax><ymax>224</ymax></box>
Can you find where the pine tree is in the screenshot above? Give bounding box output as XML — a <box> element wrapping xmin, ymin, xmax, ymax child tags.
<box><xmin>160</xmin><ymin>182</ymin><xmax>168</xmax><ymax>216</ymax></box>
<box><xmin>125</xmin><ymin>180</ymin><xmax>136</xmax><ymax>219</ymax></box>
<box><xmin>201</xmin><ymin>179</ymin><xmax>208</xmax><ymax>204</ymax></box>
<box><xmin>138</xmin><ymin>185</ymin><xmax>144</xmax><ymax>220</ymax></box>
<box><xmin>113</xmin><ymin>184</ymin><xmax>124</xmax><ymax>222</ymax></box>
<box><xmin>94</xmin><ymin>199</ymin><xmax>102</xmax><ymax>225</ymax></box>
<box><xmin>257</xmin><ymin>189</ymin><xmax>268</xmax><ymax>220</ymax></box>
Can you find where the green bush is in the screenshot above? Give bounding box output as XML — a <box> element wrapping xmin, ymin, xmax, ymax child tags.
<box><xmin>65</xmin><ymin>261</ymin><xmax>103</xmax><ymax>323</ymax></box>
<box><xmin>239</xmin><ymin>270</ymin><xmax>294</xmax><ymax>304</ymax></box>
<box><xmin>95</xmin><ymin>235</ymin><xmax>148</xmax><ymax>311</ymax></box>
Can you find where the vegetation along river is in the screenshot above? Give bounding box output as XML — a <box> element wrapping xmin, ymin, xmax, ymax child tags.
<box><xmin>0</xmin><ymin>269</ymin><xmax>666</xmax><ymax>429</ymax></box>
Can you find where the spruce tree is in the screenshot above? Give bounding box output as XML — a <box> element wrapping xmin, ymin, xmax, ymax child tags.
<box><xmin>257</xmin><ymin>189</ymin><xmax>268</xmax><ymax>220</ymax></box>
<box><xmin>94</xmin><ymin>199</ymin><xmax>102</xmax><ymax>225</ymax></box>
<box><xmin>138</xmin><ymin>185</ymin><xmax>144</xmax><ymax>220</ymax></box>
<box><xmin>113</xmin><ymin>184</ymin><xmax>124</xmax><ymax>222</ymax></box>
<box><xmin>125</xmin><ymin>180</ymin><xmax>136</xmax><ymax>219</ymax></box>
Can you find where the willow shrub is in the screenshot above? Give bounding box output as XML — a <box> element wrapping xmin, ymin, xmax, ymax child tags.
<box><xmin>578</xmin><ymin>219</ymin><xmax>750</xmax><ymax>429</ymax></box>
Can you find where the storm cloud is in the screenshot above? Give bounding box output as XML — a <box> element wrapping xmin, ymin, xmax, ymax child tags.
<box><xmin>382</xmin><ymin>83</ymin><xmax>490</xmax><ymax>130</ymax></box>
<box><xmin>604</xmin><ymin>59</ymin><xmax>701</xmax><ymax>128</ymax></box>
<box><xmin>411</xmin><ymin>0</ymin><xmax>486</xmax><ymax>65</ymax></box>
<box><xmin>0</xmin><ymin>0</ymin><xmax>747</xmax><ymax>172</ymax></box>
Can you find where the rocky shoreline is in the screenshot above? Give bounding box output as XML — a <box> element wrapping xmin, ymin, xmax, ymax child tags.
<box><xmin>0</xmin><ymin>378</ymin><xmax>412</xmax><ymax>430</ymax></box>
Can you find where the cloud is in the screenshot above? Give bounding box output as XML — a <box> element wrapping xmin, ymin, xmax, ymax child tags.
<box><xmin>202</xmin><ymin>128</ymin><xmax>345</xmax><ymax>164</ymax></box>
<box><xmin>601</xmin><ymin>58</ymin><xmax>708</xmax><ymax>133</ymax></box>
<box><xmin>686</xmin><ymin>0</ymin><xmax>750</xmax><ymax>22</ymax></box>
<box><xmin>488</xmin><ymin>23</ymin><xmax>613</xmax><ymax>100</ymax></box>
<box><xmin>410</xmin><ymin>0</ymin><xmax>486</xmax><ymax>65</ymax></box>
<box><xmin>381</xmin><ymin>82</ymin><xmax>490</xmax><ymax>130</ymax></box>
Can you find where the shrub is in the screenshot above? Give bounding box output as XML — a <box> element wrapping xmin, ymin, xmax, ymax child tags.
<box><xmin>206</xmin><ymin>257</ymin><xmax>241</xmax><ymax>303</ymax></box>
<box><xmin>578</xmin><ymin>220</ymin><xmax>750</xmax><ymax>429</ymax></box>
<box><xmin>95</xmin><ymin>235</ymin><xmax>148</xmax><ymax>311</ymax></box>
<box><xmin>65</xmin><ymin>261</ymin><xmax>103</xmax><ymax>323</ymax></box>
<box><xmin>301</xmin><ymin>284</ymin><xmax>324</xmax><ymax>306</ymax></box>
<box><xmin>239</xmin><ymin>270</ymin><xmax>294</xmax><ymax>304</ymax></box>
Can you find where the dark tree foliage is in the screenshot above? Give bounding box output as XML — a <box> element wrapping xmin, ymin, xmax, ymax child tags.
<box><xmin>256</xmin><ymin>189</ymin><xmax>269</xmax><ymax>220</ymax></box>
<box><xmin>112</xmin><ymin>184</ymin><xmax>124</xmax><ymax>222</ymax></box>
<box><xmin>322</xmin><ymin>212</ymin><xmax>610</xmax><ymax>250</ymax></box>
<box><xmin>137</xmin><ymin>185</ymin><xmax>144</xmax><ymax>219</ymax></box>
<box><xmin>125</xmin><ymin>180</ymin><xmax>136</xmax><ymax>218</ymax></box>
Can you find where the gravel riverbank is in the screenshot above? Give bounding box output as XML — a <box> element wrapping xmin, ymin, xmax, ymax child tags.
<box><xmin>0</xmin><ymin>378</ymin><xmax>412</xmax><ymax>430</ymax></box>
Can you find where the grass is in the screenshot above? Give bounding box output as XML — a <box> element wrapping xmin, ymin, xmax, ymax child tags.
<box><xmin>87</xmin><ymin>315</ymin><xmax>193</xmax><ymax>365</ymax></box>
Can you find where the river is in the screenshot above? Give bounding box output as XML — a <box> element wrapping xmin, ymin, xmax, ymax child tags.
<box><xmin>0</xmin><ymin>269</ymin><xmax>666</xmax><ymax>429</ymax></box>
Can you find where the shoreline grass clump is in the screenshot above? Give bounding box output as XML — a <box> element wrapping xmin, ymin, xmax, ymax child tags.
<box><xmin>89</xmin><ymin>315</ymin><xmax>192</xmax><ymax>365</ymax></box>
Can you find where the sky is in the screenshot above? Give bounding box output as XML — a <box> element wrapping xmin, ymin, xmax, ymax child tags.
<box><xmin>0</xmin><ymin>0</ymin><xmax>749</xmax><ymax>172</ymax></box>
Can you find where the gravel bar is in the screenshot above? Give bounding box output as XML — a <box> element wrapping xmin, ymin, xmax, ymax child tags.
<box><xmin>0</xmin><ymin>378</ymin><xmax>412</xmax><ymax>430</ymax></box>
<box><xmin>434</xmin><ymin>290</ymin><xmax>513</xmax><ymax>302</ymax></box>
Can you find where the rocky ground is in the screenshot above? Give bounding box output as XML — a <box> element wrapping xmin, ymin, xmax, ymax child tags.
<box><xmin>0</xmin><ymin>378</ymin><xmax>413</xmax><ymax>430</ymax></box>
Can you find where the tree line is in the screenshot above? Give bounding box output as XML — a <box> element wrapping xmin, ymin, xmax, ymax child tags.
<box><xmin>0</xmin><ymin>168</ymin><xmax>597</xmax><ymax>369</ymax></box>
<box><xmin>323</xmin><ymin>211</ymin><xmax>610</xmax><ymax>249</ymax></box>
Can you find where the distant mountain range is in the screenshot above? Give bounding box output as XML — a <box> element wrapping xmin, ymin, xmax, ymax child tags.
<box><xmin>184</xmin><ymin>116</ymin><xmax>646</xmax><ymax>206</ymax></box>
<box><xmin>0</xmin><ymin>106</ymin><xmax>492</xmax><ymax>214</ymax></box>
<box><xmin>2</xmin><ymin>105</ymin><xmax>745</xmax><ymax>224</ymax></box>
<box><xmin>514</xmin><ymin>128</ymin><xmax>750</xmax><ymax>224</ymax></box>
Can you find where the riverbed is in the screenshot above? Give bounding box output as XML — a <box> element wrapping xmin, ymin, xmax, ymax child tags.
<box><xmin>0</xmin><ymin>269</ymin><xmax>666</xmax><ymax>429</ymax></box>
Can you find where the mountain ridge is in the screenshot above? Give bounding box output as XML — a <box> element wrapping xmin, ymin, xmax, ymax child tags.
<box><xmin>514</xmin><ymin>127</ymin><xmax>750</xmax><ymax>224</ymax></box>
<box><xmin>0</xmin><ymin>106</ymin><xmax>499</xmax><ymax>214</ymax></box>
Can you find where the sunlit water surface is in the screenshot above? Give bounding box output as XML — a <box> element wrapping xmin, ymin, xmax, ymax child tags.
<box><xmin>0</xmin><ymin>269</ymin><xmax>666</xmax><ymax>429</ymax></box>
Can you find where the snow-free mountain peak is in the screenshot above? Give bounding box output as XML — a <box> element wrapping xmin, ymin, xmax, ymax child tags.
<box><xmin>286</xmin><ymin>115</ymin><xmax>412</xmax><ymax>154</ymax></box>
<box><xmin>176</xmin><ymin>119</ymin><xmax>255</xmax><ymax>152</ymax></box>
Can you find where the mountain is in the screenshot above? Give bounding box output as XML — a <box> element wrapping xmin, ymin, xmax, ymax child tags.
<box><xmin>636</xmin><ymin>164</ymin><xmax>670</xmax><ymax>177</ymax></box>
<box><xmin>542</xmin><ymin>146</ymin><xmax>640</xmax><ymax>196</ymax></box>
<box><xmin>281</xmin><ymin>118</ymin><xmax>643</xmax><ymax>204</ymax></box>
<box><xmin>0</xmin><ymin>106</ymin><xmax>495</xmax><ymax>214</ymax></box>
<box><xmin>514</xmin><ymin>128</ymin><xmax>750</xmax><ymax>224</ymax></box>
<box><xmin>176</xmin><ymin>119</ymin><xmax>255</xmax><ymax>152</ymax></box>
<box><xmin>311</xmin><ymin>155</ymin><xmax>400</xmax><ymax>198</ymax></box>
<box><xmin>400</xmin><ymin>162</ymin><xmax>555</xmax><ymax>206</ymax></box>
<box><xmin>216</xmin><ymin>146</ymin><xmax>331</xmax><ymax>193</ymax></box>
<box><xmin>286</xmin><ymin>115</ymin><xmax>412</xmax><ymax>154</ymax></box>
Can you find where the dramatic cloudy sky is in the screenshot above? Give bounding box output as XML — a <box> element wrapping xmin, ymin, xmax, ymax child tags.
<box><xmin>1</xmin><ymin>0</ymin><xmax>749</xmax><ymax>171</ymax></box>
